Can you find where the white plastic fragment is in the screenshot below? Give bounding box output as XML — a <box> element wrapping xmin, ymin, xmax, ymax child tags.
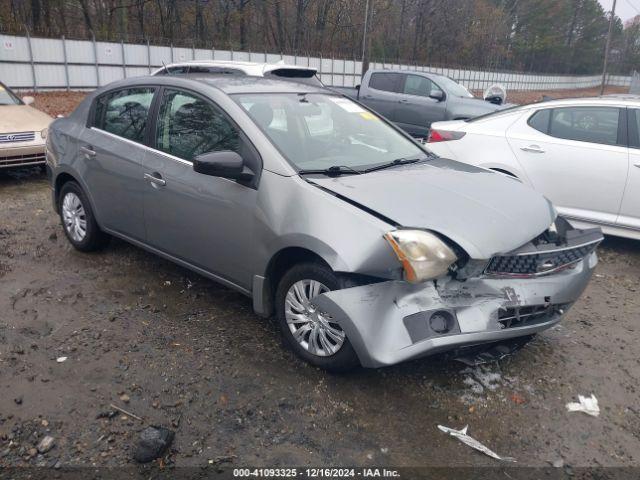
<box><xmin>566</xmin><ymin>394</ymin><xmax>600</xmax><ymax>417</ymax></box>
<box><xmin>437</xmin><ymin>425</ymin><xmax>516</xmax><ymax>462</ymax></box>
<box><xmin>56</xmin><ymin>356</ymin><xmax>67</xmax><ymax>363</ymax></box>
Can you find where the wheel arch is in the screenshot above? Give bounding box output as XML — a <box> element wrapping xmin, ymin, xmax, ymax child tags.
<box><xmin>254</xmin><ymin>246</ymin><xmax>332</xmax><ymax>318</ymax></box>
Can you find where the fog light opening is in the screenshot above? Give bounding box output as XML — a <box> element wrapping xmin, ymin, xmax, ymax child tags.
<box><xmin>429</xmin><ymin>310</ymin><xmax>455</xmax><ymax>334</ymax></box>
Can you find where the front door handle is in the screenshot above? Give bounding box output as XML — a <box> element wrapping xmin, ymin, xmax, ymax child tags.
<box><xmin>520</xmin><ymin>145</ymin><xmax>545</xmax><ymax>153</ymax></box>
<box><xmin>144</xmin><ymin>172</ymin><xmax>166</xmax><ymax>187</ymax></box>
<box><xmin>80</xmin><ymin>146</ymin><xmax>96</xmax><ymax>158</ymax></box>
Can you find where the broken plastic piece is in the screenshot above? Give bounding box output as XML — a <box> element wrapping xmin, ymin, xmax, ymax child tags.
<box><xmin>133</xmin><ymin>426</ymin><xmax>175</xmax><ymax>463</ymax></box>
<box><xmin>437</xmin><ymin>425</ymin><xmax>516</xmax><ymax>462</ymax></box>
<box><xmin>566</xmin><ymin>394</ymin><xmax>599</xmax><ymax>417</ymax></box>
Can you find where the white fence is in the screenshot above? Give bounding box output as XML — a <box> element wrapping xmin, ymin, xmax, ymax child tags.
<box><xmin>0</xmin><ymin>33</ymin><xmax>632</xmax><ymax>92</ymax></box>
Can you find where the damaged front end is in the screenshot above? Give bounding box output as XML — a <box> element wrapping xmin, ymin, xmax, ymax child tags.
<box><xmin>313</xmin><ymin>219</ymin><xmax>603</xmax><ymax>368</ymax></box>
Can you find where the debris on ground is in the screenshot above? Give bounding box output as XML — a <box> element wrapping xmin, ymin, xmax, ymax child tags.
<box><xmin>566</xmin><ymin>394</ymin><xmax>600</xmax><ymax>417</ymax></box>
<box><xmin>437</xmin><ymin>425</ymin><xmax>516</xmax><ymax>462</ymax></box>
<box><xmin>56</xmin><ymin>356</ymin><xmax>67</xmax><ymax>363</ymax></box>
<box><xmin>453</xmin><ymin>336</ymin><xmax>533</xmax><ymax>366</ymax></box>
<box><xmin>133</xmin><ymin>426</ymin><xmax>175</xmax><ymax>463</ymax></box>
<box><xmin>37</xmin><ymin>435</ymin><xmax>55</xmax><ymax>454</ymax></box>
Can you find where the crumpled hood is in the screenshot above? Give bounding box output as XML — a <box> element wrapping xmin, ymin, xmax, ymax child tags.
<box><xmin>308</xmin><ymin>158</ymin><xmax>556</xmax><ymax>259</ymax></box>
<box><xmin>0</xmin><ymin>105</ymin><xmax>52</xmax><ymax>133</ymax></box>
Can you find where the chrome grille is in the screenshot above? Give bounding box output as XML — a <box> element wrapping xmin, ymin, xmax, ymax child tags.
<box><xmin>485</xmin><ymin>242</ymin><xmax>598</xmax><ymax>277</ymax></box>
<box><xmin>0</xmin><ymin>131</ymin><xmax>35</xmax><ymax>143</ymax></box>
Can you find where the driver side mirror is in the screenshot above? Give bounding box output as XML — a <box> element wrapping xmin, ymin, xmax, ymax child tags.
<box><xmin>193</xmin><ymin>150</ymin><xmax>254</xmax><ymax>181</ymax></box>
<box><xmin>22</xmin><ymin>96</ymin><xmax>35</xmax><ymax>105</ymax></box>
<box><xmin>429</xmin><ymin>90</ymin><xmax>445</xmax><ymax>101</ymax></box>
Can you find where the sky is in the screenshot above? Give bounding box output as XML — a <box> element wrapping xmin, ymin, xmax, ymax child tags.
<box><xmin>599</xmin><ymin>0</ymin><xmax>640</xmax><ymax>22</ymax></box>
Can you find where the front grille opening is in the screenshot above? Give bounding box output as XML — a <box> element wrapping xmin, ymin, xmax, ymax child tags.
<box><xmin>486</xmin><ymin>242</ymin><xmax>598</xmax><ymax>277</ymax></box>
<box><xmin>498</xmin><ymin>304</ymin><xmax>566</xmax><ymax>329</ymax></box>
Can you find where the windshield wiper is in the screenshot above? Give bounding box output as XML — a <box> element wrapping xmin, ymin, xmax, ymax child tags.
<box><xmin>362</xmin><ymin>157</ymin><xmax>426</xmax><ymax>173</ymax></box>
<box><xmin>298</xmin><ymin>165</ymin><xmax>362</xmax><ymax>177</ymax></box>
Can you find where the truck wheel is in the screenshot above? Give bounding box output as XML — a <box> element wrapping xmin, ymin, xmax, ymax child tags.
<box><xmin>59</xmin><ymin>181</ymin><xmax>110</xmax><ymax>252</ymax></box>
<box><xmin>275</xmin><ymin>263</ymin><xmax>360</xmax><ymax>372</ymax></box>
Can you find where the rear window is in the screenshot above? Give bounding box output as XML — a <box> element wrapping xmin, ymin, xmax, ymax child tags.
<box><xmin>464</xmin><ymin>105</ymin><xmax>523</xmax><ymax>123</ymax></box>
<box><xmin>264</xmin><ymin>69</ymin><xmax>323</xmax><ymax>86</ymax></box>
<box><xmin>157</xmin><ymin>66</ymin><xmax>245</xmax><ymax>76</ymax></box>
<box><xmin>369</xmin><ymin>73</ymin><xmax>402</xmax><ymax>93</ymax></box>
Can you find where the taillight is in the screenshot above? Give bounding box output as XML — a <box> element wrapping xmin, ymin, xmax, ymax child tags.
<box><xmin>427</xmin><ymin>129</ymin><xmax>466</xmax><ymax>143</ymax></box>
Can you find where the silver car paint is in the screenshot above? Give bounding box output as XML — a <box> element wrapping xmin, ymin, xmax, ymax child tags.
<box><xmin>48</xmin><ymin>75</ymin><xmax>599</xmax><ymax>367</ymax></box>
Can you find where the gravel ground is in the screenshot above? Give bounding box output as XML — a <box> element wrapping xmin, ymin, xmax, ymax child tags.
<box><xmin>1</xmin><ymin>167</ymin><xmax>639</xmax><ymax>473</ymax></box>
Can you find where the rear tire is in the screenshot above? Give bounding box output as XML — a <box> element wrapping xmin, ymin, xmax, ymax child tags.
<box><xmin>59</xmin><ymin>181</ymin><xmax>110</xmax><ymax>252</ymax></box>
<box><xmin>275</xmin><ymin>262</ymin><xmax>360</xmax><ymax>372</ymax></box>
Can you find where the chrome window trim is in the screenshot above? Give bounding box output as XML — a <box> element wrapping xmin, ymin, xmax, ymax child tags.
<box><xmin>90</xmin><ymin>126</ymin><xmax>192</xmax><ymax>166</ymax></box>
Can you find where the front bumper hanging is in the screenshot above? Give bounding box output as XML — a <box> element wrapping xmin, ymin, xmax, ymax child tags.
<box><xmin>314</xmin><ymin>227</ymin><xmax>603</xmax><ymax>368</ymax></box>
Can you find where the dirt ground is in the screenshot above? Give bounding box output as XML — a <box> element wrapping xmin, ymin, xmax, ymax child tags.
<box><xmin>1</xmin><ymin>165</ymin><xmax>640</xmax><ymax>473</ymax></box>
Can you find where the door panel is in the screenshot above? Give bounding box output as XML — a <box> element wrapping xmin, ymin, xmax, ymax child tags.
<box><xmin>363</xmin><ymin>72</ymin><xmax>402</xmax><ymax>121</ymax></box>
<box><xmin>507</xmin><ymin>106</ymin><xmax>628</xmax><ymax>225</ymax></box>
<box><xmin>618</xmin><ymin>109</ymin><xmax>640</xmax><ymax>229</ymax></box>
<box><xmin>80</xmin><ymin>87</ymin><xmax>155</xmax><ymax>240</ymax></box>
<box><xmin>143</xmin><ymin>88</ymin><xmax>259</xmax><ymax>289</ymax></box>
<box><xmin>393</xmin><ymin>74</ymin><xmax>445</xmax><ymax>136</ymax></box>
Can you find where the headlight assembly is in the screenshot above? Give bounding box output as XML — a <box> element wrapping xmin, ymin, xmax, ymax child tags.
<box><xmin>384</xmin><ymin>230</ymin><xmax>458</xmax><ymax>283</ymax></box>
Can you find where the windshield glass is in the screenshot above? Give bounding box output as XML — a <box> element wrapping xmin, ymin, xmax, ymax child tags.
<box><xmin>435</xmin><ymin>76</ymin><xmax>474</xmax><ymax>98</ymax></box>
<box><xmin>234</xmin><ymin>93</ymin><xmax>425</xmax><ymax>171</ymax></box>
<box><xmin>0</xmin><ymin>83</ymin><xmax>22</xmax><ymax>105</ymax></box>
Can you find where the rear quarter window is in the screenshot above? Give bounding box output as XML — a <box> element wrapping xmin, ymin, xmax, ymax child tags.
<box><xmin>527</xmin><ymin>109</ymin><xmax>551</xmax><ymax>133</ymax></box>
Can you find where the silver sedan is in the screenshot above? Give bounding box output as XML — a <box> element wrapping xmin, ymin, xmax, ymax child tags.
<box><xmin>46</xmin><ymin>75</ymin><xmax>602</xmax><ymax>370</ymax></box>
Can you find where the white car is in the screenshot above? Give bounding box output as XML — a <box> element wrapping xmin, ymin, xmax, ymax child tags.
<box><xmin>427</xmin><ymin>95</ymin><xmax>640</xmax><ymax>240</ymax></box>
<box><xmin>152</xmin><ymin>60</ymin><xmax>322</xmax><ymax>86</ymax></box>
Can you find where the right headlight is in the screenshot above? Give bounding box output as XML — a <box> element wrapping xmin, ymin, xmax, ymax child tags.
<box><xmin>384</xmin><ymin>230</ymin><xmax>458</xmax><ymax>283</ymax></box>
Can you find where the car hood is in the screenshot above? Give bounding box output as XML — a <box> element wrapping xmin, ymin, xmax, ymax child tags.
<box><xmin>308</xmin><ymin>158</ymin><xmax>555</xmax><ymax>259</ymax></box>
<box><xmin>0</xmin><ymin>105</ymin><xmax>52</xmax><ymax>133</ymax></box>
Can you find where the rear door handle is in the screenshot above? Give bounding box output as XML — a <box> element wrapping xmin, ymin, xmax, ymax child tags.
<box><xmin>80</xmin><ymin>146</ymin><xmax>96</xmax><ymax>157</ymax></box>
<box><xmin>144</xmin><ymin>172</ymin><xmax>166</xmax><ymax>187</ymax></box>
<box><xmin>398</xmin><ymin>99</ymin><xmax>409</xmax><ymax>104</ymax></box>
<box><xmin>634</xmin><ymin>163</ymin><xmax>640</xmax><ymax>168</ymax></box>
<box><xmin>520</xmin><ymin>145</ymin><xmax>545</xmax><ymax>153</ymax></box>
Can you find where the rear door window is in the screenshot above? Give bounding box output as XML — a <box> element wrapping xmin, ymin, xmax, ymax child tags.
<box><xmin>369</xmin><ymin>73</ymin><xmax>402</xmax><ymax>93</ymax></box>
<box><xmin>548</xmin><ymin>107</ymin><xmax>621</xmax><ymax>146</ymax></box>
<box><xmin>94</xmin><ymin>87</ymin><xmax>155</xmax><ymax>144</ymax></box>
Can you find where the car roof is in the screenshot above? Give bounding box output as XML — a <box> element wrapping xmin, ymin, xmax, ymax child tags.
<box><xmin>524</xmin><ymin>95</ymin><xmax>640</xmax><ymax>109</ymax></box>
<box><xmin>99</xmin><ymin>74</ymin><xmax>329</xmax><ymax>95</ymax></box>
<box><xmin>152</xmin><ymin>59</ymin><xmax>318</xmax><ymax>76</ymax></box>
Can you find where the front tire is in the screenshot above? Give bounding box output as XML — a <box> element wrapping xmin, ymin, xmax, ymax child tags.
<box><xmin>275</xmin><ymin>263</ymin><xmax>360</xmax><ymax>371</ymax></box>
<box><xmin>59</xmin><ymin>181</ymin><xmax>110</xmax><ymax>252</ymax></box>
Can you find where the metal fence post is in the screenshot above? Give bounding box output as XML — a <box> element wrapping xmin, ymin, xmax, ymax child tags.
<box><xmin>62</xmin><ymin>35</ymin><xmax>70</xmax><ymax>91</ymax></box>
<box><xmin>92</xmin><ymin>32</ymin><xmax>100</xmax><ymax>88</ymax></box>
<box><xmin>147</xmin><ymin>39</ymin><xmax>151</xmax><ymax>73</ymax></box>
<box><xmin>121</xmin><ymin>39</ymin><xmax>126</xmax><ymax>79</ymax></box>
<box><xmin>170</xmin><ymin>43</ymin><xmax>174</xmax><ymax>63</ymax></box>
<box><xmin>25</xmin><ymin>27</ymin><xmax>37</xmax><ymax>91</ymax></box>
